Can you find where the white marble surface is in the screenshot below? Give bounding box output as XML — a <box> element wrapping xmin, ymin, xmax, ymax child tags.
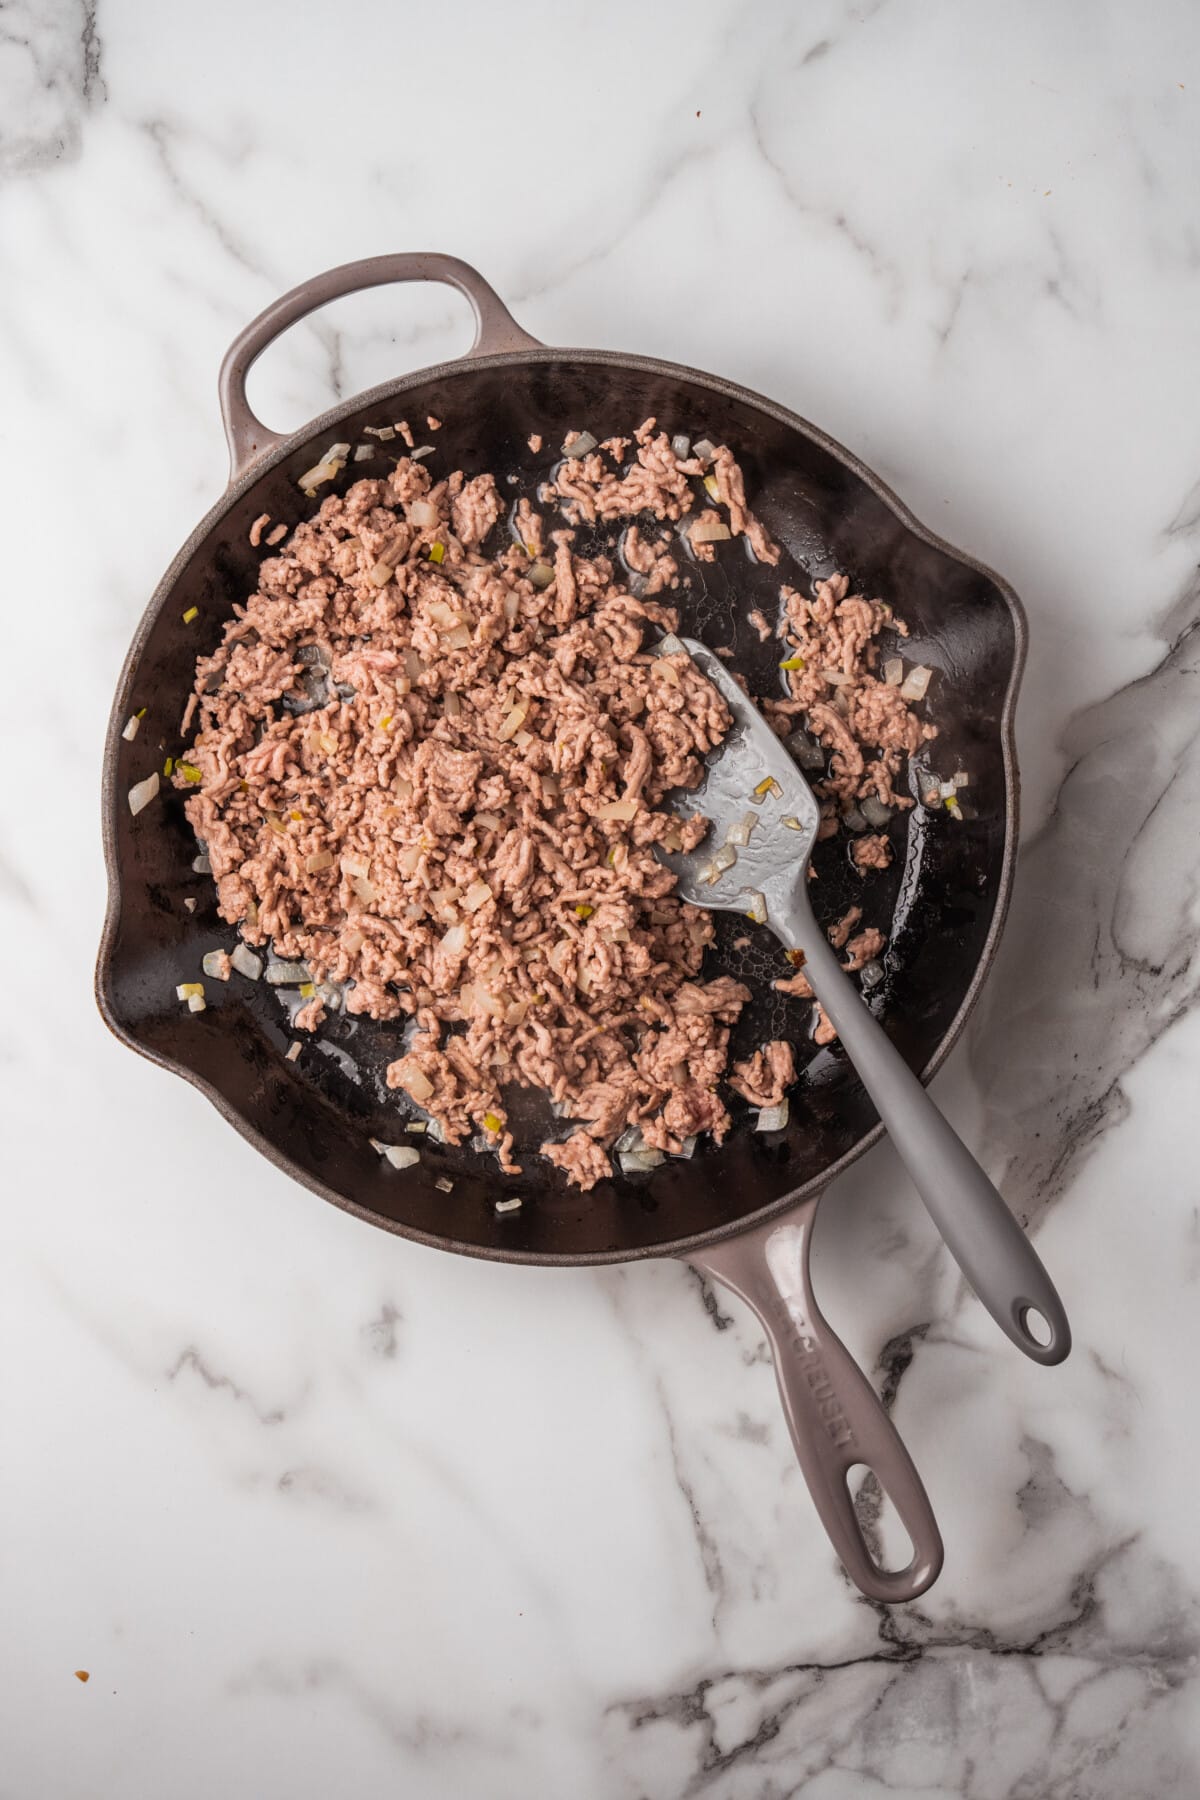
<box><xmin>3</xmin><ymin>1</ymin><xmax>1199</xmax><ymax>1794</ymax></box>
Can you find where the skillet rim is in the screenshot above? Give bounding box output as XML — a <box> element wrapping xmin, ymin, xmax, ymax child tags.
<box><xmin>95</xmin><ymin>345</ymin><xmax>1026</xmax><ymax>1266</ymax></box>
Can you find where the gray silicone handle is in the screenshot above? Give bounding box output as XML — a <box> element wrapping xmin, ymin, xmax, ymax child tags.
<box><xmin>789</xmin><ymin>905</ymin><xmax>1070</xmax><ymax>1365</ymax></box>
<box><xmin>688</xmin><ymin>1202</ymin><xmax>943</xmax><ymax>1602</ymax></box>
<box><xmin>218</xmin><ymin>252</ymin><xmax>541</xmax><ymax>482</ymax></box>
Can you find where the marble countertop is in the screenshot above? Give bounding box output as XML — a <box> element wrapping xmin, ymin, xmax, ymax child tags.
<box><xmin>4</xmin><ymin>1</ymin><xmax>1199</xmax><ymax>1794</ymax></box>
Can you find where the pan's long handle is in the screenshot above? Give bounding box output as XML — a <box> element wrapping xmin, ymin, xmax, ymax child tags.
<box><xmin>795</xmin><ymin>920</ymin><xmax>1070</xmax><ymax>1365</ymax></box>
<box><xmin>687</xmin><ymin>1202</ymin><xmax>943</xmax><ymax>1603</ymax></box>
<box><xmin>218</xmin><ymin>253</ymin><xmax>542</xmax><ymax>483</ymax></box>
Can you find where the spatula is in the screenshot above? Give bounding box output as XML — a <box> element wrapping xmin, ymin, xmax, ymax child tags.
<box><xmin>655</xmin><ymin>636</ymin><xmax>1070</xmax><ymax>1366</ymax></box>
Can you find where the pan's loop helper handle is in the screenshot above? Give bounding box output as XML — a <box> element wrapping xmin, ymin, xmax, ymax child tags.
<box><xmin>218</xmin><ymin>253</ymin><xmax>542</xmax><ymax>483</ymax></box>
<box><xmin>686</xmin><ymin>1203</ymin><xmax>943</xmax><ymax>1604</ymax></box>
<box><xmin>795</xmin><ymin>925</ymin><xmax>1071</xmax><ymax>1367</ymax></box>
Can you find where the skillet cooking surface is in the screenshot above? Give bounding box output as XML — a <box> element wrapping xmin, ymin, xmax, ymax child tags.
<box><xmin>99</xmin><ymin>353</ymin><xmax>1021</xmax><ymax>1260</ymax></box>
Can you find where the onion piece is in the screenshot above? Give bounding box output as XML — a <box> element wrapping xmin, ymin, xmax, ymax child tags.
<box><xmin>122</xmin><ymin>714</ymin><xmax>141</xmax><ymax>742</ymax></box>
<box><xmin>441</xmin><ymin>922</ymin><xmax>469</xmax><ymax>955</ymax></box>
<box><xmin>860</xmin><ymin>796</ymin><xmax>893</xmax><ymax>829</ymax></box>
<box><xmin>671</xmin><ymin>433</ymin><xmax>691</xmax><ymax>460</ymax></box>
<box><xmin>408</xmin><ymin>499</ymin><xmax>438</xmax><ymax>528</ymax></box>
<box><xmin>175</xmin><ymin>983</ymin><xmax>203</xmax><ymax>1001</ymax></box>
<box><xmin>843</xmin><ymin>806</ymin><xmax>868</xmax><ymax>833</ymax></box>
<box><xmin>411</xmin><ymin>445</ymin><xmax>436</xmax><ymax>461</ymax></box>
<box><xmin>494</xmin><ymin>1196</ymin><xmax>522</xmax><ymax>1215</ymax></box>
<box><xmin>128</xmin><ymin>771</ymin><xmax>160</xmax><ymax>815</ymax></box>
<box><xmin>674</xmin><ymin>1135</ymin><xmax>698</xmax><ymax>1159</ymax></box>
<box><xmin>341</xmin><ymin>853</ymin><xmax>372</xmax><ymax>881</ymax></box>
<box><xmin>819</xmin><ymin>668</ymin><xmax>853</xmax><ymax>687</ymax></box>
<box><xmin>899</xmin><ymin>664</ymin><xmax>933</xmax><ymax>702</ymax></box>
<box><xmin>595</xmin><ymin>799</ymin><xmax>638</xmax><ymax>822</ymax></box>
<box><xmin>364</xmin><ymin>425</ymin><xmax>396</xmax><ymax>440</ymax></box>
<box><xmin>444</xmin><ymin>690</ymin><xmax>462</xmax><ymax>719</ymax></box>
<box><xmin>713</xmin><ymin>843</ymin><xmax>737</xmax><ymax>875</ymax></box>
<box><xmin>656</xmin><ymin>631</ymin><xmax>684</xmax><ymax>656</ymax></box>
<box><xmin>187</xmin><ymin>993</ymin><xmax>207</xmax><ymax>1013</ymax></box>
<box><xmin>497</xmin><ymin>698</ymin><xmax>530</xmax><ymax>742</ymax></box>
<box><xmin>743</xmin><ymin>890</ymin><xmax>768</xmax><ymax>925</ymax></box>
<box><xmin>435</xmin><ymin>1176</ymin><xmax>454</xmax><ymax>1193</ymax></box>
<box><xmin>690</xmin><ymin>518</ymin><xmax>732</xmax><ymax>545</ymax></box>
<box><xmin>305</xmin><ymin>850</ymin><xmax>334</xmax><ymax>873</ymax></box>
<box><xmin>404</xmin><ymin>648</ymin><xmax>426</xmax><ymax>681</ymax></box>
<box><xmin>201</xmin><ymin>950</ymin><xmax>230</xmax><ymax>980</ymax></box>
<box><xmin>883</xmin><ymin>657</ymin><xmax>904</xmax><ymax>687</ymax></box>
<box><xmin>353</xmin><ymin>444</ymin><xmax>375</xmax><ymax>462</ymax></box>
<box><xmin>371</xmin><ymin>1140</ymin><xmax>421</xmax><ymax>1171</ymax></box>
<box><xmin>462</xmin><ymin>880</ymin><xmax>493</xmax><ymax>914</ymax></box>
<box><xmin>861</xmin><ymin>959</ymin><xmax>885</xmax><ymax>989</ymax></box>
<box><xmin>725</xmin><ymin>812</ymin><xmax>759</xmax><ymax>848</ymax></box>
<box><xmin>503</xmin><ymin>591</ymin><xmax>522</xmax><ymax>623</ymax></box>
<box><xmin>781</xmin><ymin>815</ymin><xmax>803</xmax><ymax>831</ymax></box>
<box><xmin>952</xmin><ymin>770</ymin><xmax>970</xmax><ymax>789</ymax></box>
<box><xmin>265</xmin><ymin>960</ymin><xmax>311</xmax><ymax>985</ymax></box>
<box><xmin>692</xmin><ymin>437</ymin><xmax>717</xmax><ymax>464</ymax></box>
<box><xmin>443</xmin><ymin>624</ymin><xmax>472</xmax><ymax>650</ymax></box>
<box><xmin>756</xmin><ymin>1098</ymin><xmax>790</xmax><ymax>1132</ymax></box>
<box><xmin>620</xmin><ymin>1148</ymin><xmax>665</xmax><ymax>1173</ymax></box>
<box><xmin>231</xmin><ymin>944</ymin><xmax>263</xmax><ymax>980</ymax></box>
<box><xmin>561</xmin><ymin>429</ymin><xmax>598</xmax><ymax>458</ymax></box>
<box><xmin>297</xmin><ymin>443</ymin><xmax>349</xmax><ymax>494</ymax></box>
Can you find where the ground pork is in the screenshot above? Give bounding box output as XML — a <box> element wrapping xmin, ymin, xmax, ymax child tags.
<box><xmin>852</xmin><ymin>833</ymin><xmax>893</xmax><ymax>872</ymax></box>
<box><xmin>178</xmin><ymin>422</ymin><xmax>925</xmax><ymax>1190</ymax></box>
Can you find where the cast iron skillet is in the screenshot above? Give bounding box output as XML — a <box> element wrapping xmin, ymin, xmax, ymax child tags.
<box><xmin>97</xmin><ymin>254</ymin><xmax>1029</xmax><ymax>1602</ymax></box>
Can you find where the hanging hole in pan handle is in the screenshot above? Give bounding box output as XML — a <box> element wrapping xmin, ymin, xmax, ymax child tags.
<box><xmin>217</xmin><ymin>253</ymin><xmax>543</xmax><ymax>484</ymax></box>
<box><xmin>686</xmin><ymin>1201</ymin><xmax>944</xmax><ymax>1604</ymax></box>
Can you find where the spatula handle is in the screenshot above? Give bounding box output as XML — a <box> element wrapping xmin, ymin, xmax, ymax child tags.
<box><xmin>796</xmin><ymin>923</ymin><xmax>1070</xmax><ymax>1365</ymax></box>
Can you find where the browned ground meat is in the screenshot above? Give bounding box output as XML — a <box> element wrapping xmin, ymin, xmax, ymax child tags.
<box><xmin>842</xmin><ymin>927</ymin><xmax>886</xmax><ymax>972</ymax></box>
<box><xmin>179</xmin><ymin>422</ymin><xmax>926</xmax><ymax>1190</ymax></box>
<box><xmin>852</xmin><ymin>833</ymin><xmax>893</xmax><ymax>872</ymax></box>
<box><xmin>748</xmin><ymin>608</ymin><xmax>772</xmax><ymax>642</ymax></box>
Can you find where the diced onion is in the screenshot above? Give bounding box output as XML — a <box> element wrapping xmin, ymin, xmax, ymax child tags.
<box><xmin>494</xmin><ymin>1196</ymin><xmax>522</xmax><ymax>1214</ymax></box>
<box><xmin>756</xmin><ymin>1099</ymin><xmax>790</xmax><ymax>1132</ymax></box>
<box><xmin>671</xmin><ymin>434</ymin><xmax>691</xmax><ymax>460</ymax></box>
<box><xmin>620</xmin><ymin>1149</ymin><xmax>665</xmax><ymax>1173</ymax></box>
<box><xmin>368</xmin><ymin>559</ymin><xmax>394</xmax><ymax>586</ymax></box>
<box><xmin>463</xmin><ymin>880</ymin><xmax>493</xmax><ymax>913</ymax></box>
<box><xmin>952</xmin><ymin>770</ymin><xmax>970</xmax><ymax>789</ymax></box>
<box><xmin>352</xmin><ymin>874</ymin><xmax>378</xmax><ymax>906</ymax></box>
<box><xmin>231</xmin><ymin>944</ymin><xmax>263</xmax><ymax>980</ymax></box>
<box><xmin>441</xmin><ymin>922</ymin><xmax>469</xmax><ymax>954</ymax></box>
<box><xmin>697</xmin><ymin>861</ymin><xmax>719</xmax><ymax>887</ymax></box>
<box><xmin>595</xmin><ymin>799</ymin><xmax>638</xmax><ymax>822</ymax></box>
<box><xmin>372</xmin><ymin>1139</ymin><xmax>421</xmax><ymax>1171</ymax></box>
<box><xmin>561</xmin><ymin>430</ymin><xmax>597</xmax><ymax>458</ymax></box>
<box><xmin>265</xmin><ymin>960</ymin><xmax>310</xmax><ymax>985</ymax></box>
<box><xmin>408</xmin><ymin>499</ymin><xmax>438</xmax><ymax>528</ymax></box>
<box><xmin>503</xmin><ymin>592</ymin><xmax>522</xmax><ymax>623</ymax></box>
<box><xmin>411</xmin><ymin>445</ymin><xmax>436</xmax><ymax>461</ymax></box>
<box><xmin>843</xmin><ymin>806</ymin><xmax>868</xmax><ymax>833</ymax></box>
<box><xmin>404</xmin><ymin>648</ymin><xmax>426</xmax><ymax>680</ymax></box>
<box><xmin>201</xmin><ymin>950</ymin><xmax>230</xmax><ymax>980</ymax></box>
<box><xmin>473</xmin><ymin>811</ymin><xmax>501</xmax><ymax>831</ymax></box>
<box><xmin>187</xmin><ymin>993</ymin><xmax>207</xmax><ymax>1013</ymax></box>
<box><xmin>713</xmin><ymin>843</ymin><xmax>737</xmax><ymax>875</ymax></box>
<box><xmin>788</xmin><ymin>730</ymin><xmax>826</xmax><ymax>771</ymax></box>
<box><xmin>528</xmin><ymin>561</ymin><xmax>554</xmax><ymax>589</ymax></box>
<box><xmin>298</xmin><ymin>443</ymin><xmax>349</xmax><ymax>494</ymax></box>
<box><xmin>751</xmin><ymin>776</ymin><xmax>781</xmax><ymax>803</ymax></box>
<box><xmin>305</xmin><ymin>850</ymin><xmax>334</xmax><ymax>873</ymax></box>
<box><xmin>443</xmin><ymin>624</ymin><xmax>472</xmax><ymax>650</ymax></box>
<box><xmin>725</xmin><ymin>812</ymin><xmax>759</xmax><ymax>848</ymax></box>
<box><xmin>743</xmin><ymin>890</ymin><xmax>768</xmax><ymax>925</ymax></box>
<box><xmin>399</xmin><ymin>1067</ymin><xmax>435</xmax><ymax>1103</ymax></box>
<box><xmin>674</xmin><ymin>1135</ymin><xmax>698</xmax><ymax>1159</ymax></box>
<box><xmin>128</xmin><ymin>771</ymin><xmax>160</xmax><ymax>815</ymax></box>
<box><xmin>899</xmin><ymin>665</ymin><xmax>933</xmax><ymax>702</ymax></box>
<box><xmin>122</xmin><ymin>714</ymin><xmax>141</xmax><ymax>742</ymax></box>
<box><xmin>883</xmin><ymin>657</ymin><xmax>904</xmax><ymax>687</ymax></box>
<box><xmin>341</xmin><ymin>853</ymin><xmax>372</xmax><ymax>880</ymax></box>
<box><xmin>497</xmin><ymin>699</ymin><xmax>530</xmax><ymax>742</ymax></box>
<box><xmin>435</xmin><ymin>1175</ymin><xmax>455</xmax><ymax>1193</ymax></box>
<box><xmin>175</xmin><ymin>982</ymin><xmax>204</xmax><ymax>1001</ymax></box>
<box><xmin>364</xmin><ymin>425</ymin><xmax>396</xmax><ymax>441</ymax></box>
<box><xmin>692</xmin><ymin>438</ymin><xmax>717</xmax><ymax>464</ymax></box>
<box><xmin>819</xmin><ymin>669</ymin><xmax>853</xmax><ymax>687</ymax></box>
<box><xmin>444</xmin><ymin>691</ymin><xmax>462</xmax><ymax>719</ymax></box>
<box><xmin>861</xmin><ymin>959</ymin><xmax>885</xmax><ymax>989</ymax></box>
<box><xmin>781</xmin><ymin>815</ymin><xmax>803</xmax><ymax>831</ymax></box>
<box><xmin>690</xmin><ymin>518</ymin><xmax>731</xmax><ymax>545</ymax></box>
<box><xmin>861</xmin><ymin>796</ymin><xmax>893</xmax><ymax>829</ymax></box>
